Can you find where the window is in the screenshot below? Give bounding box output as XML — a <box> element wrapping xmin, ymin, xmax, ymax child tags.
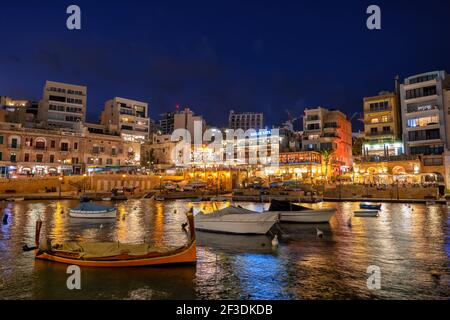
<box><xmin>35</xmin><ymin>140</ymin><xmax>46</xmax><ymax>150</ymax></box>
<box><xmin>24</xmin><ymin>153</ymin><xmax>30</xmax><ymax>162</ymax></box>
<box><xmin>410</xmin><ymin>145</ymin><xmax>443</xmax><ymax>155</ymax></box>
<box><xmin>0</xmin><ymin>136</ymin><xmax>3</xmax><ymax>144</ymax></box>
<box><xmin>50</xmin><ymin>155</ymin><xmax>55</xmax><ymax>163</ymax></box>
<box><xmin>36</xmin><ymin>154</ymin><xmax>43</xmax><ymax>163</ymax></box>
<box><xmin>50</xmin><ymin>140</ymin><xmax>56</xmax><ymax>148</ymax></box>
<box><xmin>72</xmin><ymin>157</ymin><xmax>78</xmax><ymax>164</ymax></box>
<box><xmin>406</xmin><ymin>116</ymin><xmax>439</xmax><ymax>128</ymax></box>
<box><xmin>49</xmin><ymin>95</ymin><xmax>66</xmax><ymax>102</ymax></box>
<box><xmin>0</xmin><ymin>152</ymin><xmax>2</xmax><ymax>161</ymax></box>
<box><xmin>11</xmin><ymin>138</ymin><xmax>18</xmax><ymax>148</ymax></box>
<box><xmin>405</xmin><ymin>86</ymin><xmax>437</xmax><ymax>99</ymax></box>
<box><xmin>369</xmin><ymin>101</ymin><xmax>389</xmax><ymax>112</ymax></box>
<box><xmin>10</xmin><ymin>153</ymin><xmax>17</xmax><ymax>162</ymax></box>
<box><xmin>106</xmin><ymin>158</ymin><xmax>113</xmax><ymax>165</ymax></box>
<box><xmin>306</xmin><ymin>123</ymin><xmax>320</xmax><ymax>130</ymax></box>
<box><xmin>423</xmin><ymin>158</ymin><xmax>443</xmax><ymax>166</ymax></box>
<box><xmin>371</xmin><ymin>128</ymin><xmax>378</xmax><ymax>133</ymax></box>
<box><xmin>61</xmin><ymin>142</ymin><xmax>69</xmax><ymax>151</ymax></box>
<box><xmin>408</xmin><ymin>129</ymin><xmax>440</xmax><ymax>141</ymax></box>
<box><xmin>74</xmin><ymin>142</ymin><xmax>78</xmax><ymax>150</ymax></box>
<box><xmin>408</xmin><ymin>74</ymin><xmax>438</xmax><ymax>84</ymax></box>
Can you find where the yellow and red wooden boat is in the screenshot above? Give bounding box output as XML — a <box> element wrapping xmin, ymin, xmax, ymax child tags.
<box><xmin>33</xmin><ymin>212</ymin><xmax>196</xmax><ymax>267</ymax></box>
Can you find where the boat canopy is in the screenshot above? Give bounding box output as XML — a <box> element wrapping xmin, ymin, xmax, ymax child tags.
<box><xmin>268</xmin><ymin>199</ymin><xmax>311</xmax><ymax>212</ymax></box>
<box><xmin>197</xmin><ymin>206</ymin><xmax>257</xmax><ymax>218</ymax></box>
<box><xmin>49</xmin><ymin>241</ymin><xmax>182</xmax><ymax>259</ymax></box>
<box><xmin>72</xmin><ymin>202</ymin><xmax>114</xmax><ymax>212</ymax></box>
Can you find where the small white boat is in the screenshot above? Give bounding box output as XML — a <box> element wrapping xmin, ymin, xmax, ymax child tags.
<box><xmin>195</xmin><ymin>206</ymin><xmax>279</xmax><ymax>235</ymax></box>
<box><xmin>69</xmin><ymin>203</ymin><xmax>117</xmax><ymax>219</ymax></box>
<box><xmin>6</xmin><ymin>197</ymin><xmax>25</xmax><ymax>202</ymax></box>
<box><xmin>268</xmin><ymin>200</ymin><xmax>336</xmax><ymax>223</ymax></box>
<box><xmin>101</xmin><ymin>197</ymin><xmax>112</xmax><ymax>201</ymax></box>
<box><xmin>210</xmin><ymin>196</ymin><xmax>229</xmax><ymax>202</ymax></box>
<box><xmin>278</xmin><ymin>208</ymin><xmax>336</xmax><ymax>223</ymax></box>
<box><xmin>354</xmin><ymin>210</ymin><xmax>379</xmax><ymax>217</ymax></box>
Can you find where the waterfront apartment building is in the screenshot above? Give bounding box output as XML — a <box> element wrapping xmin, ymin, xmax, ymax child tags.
<box><xmin>173</xmin><ymin>108</ymin><xmax>206</xmax><ymax>139</ymax></box>
<box><xmin>0</xmin><ymin>122</ymin><xmax>140</xmax><ymax>177</ymax></box>
<box><xmin>229</xmin><ymin>110</ymin><xmax>264</xmax><ymax>131</ymax></box>
<box><xmin>362</xmin><ymin>91</ymin><xmax>403</xmax><ymax>156</ymax></box>
<box><xmin>400</xmin><ymin>71</ymin><xmax>450</xmax><ymax>156</ymax></box>
<box><xmin>38</xmin><ymin>81</ymin><xmax>87</xmax><ymax>130</ymax></box>
<box><xmin>101</xmin><ymin>97</ymin><xmax>149</xmax><ymax>142</ymax></box>
<box><xmin>159</xmin><ymin>112</ymin><xmax>176</xmax><ymax>135</ymax></box>
<box><xmin>301</xmin><ymin>107</ymin><xmax>353</xmax><ymax>173</ymax></box>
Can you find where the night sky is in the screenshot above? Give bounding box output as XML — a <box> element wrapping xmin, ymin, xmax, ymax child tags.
<box><xmin>1</xmin><ymin>0</ymin><xmax>450</xmax><ymax>131</ymax></box>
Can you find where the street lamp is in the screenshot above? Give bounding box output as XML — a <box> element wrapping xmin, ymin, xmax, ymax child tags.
<box><xmin>58</xmin><ymin>176</ymin><xmax>63</xmax><ymax>198</ymax></box>
<box><xmin>83</xmin><ymin>173</ymin><xmax>87</xmax><ymax>194</ymax></box>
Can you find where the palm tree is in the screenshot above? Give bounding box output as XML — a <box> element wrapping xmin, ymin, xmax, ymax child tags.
<box><xmin>320</xmin><ymin>148</ymin><xmax>335</xmax><ymax>181</ymax></box>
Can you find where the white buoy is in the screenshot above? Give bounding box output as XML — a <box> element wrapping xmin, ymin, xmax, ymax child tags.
<box><xmin>271</xmin><ymin>234</ymin><xmax>279</xmax><ymax>248</ymax></box>
<box><xmin>316</xmin><ymin>227</ymin><xmax>324</xmax><ymax>238</ymax></box>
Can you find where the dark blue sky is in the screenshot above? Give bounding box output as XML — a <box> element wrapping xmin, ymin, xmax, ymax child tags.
<box><xmin>1</xmin><ymin>0</ymin><xmax>450</xmax><ymax>131</ymax></box>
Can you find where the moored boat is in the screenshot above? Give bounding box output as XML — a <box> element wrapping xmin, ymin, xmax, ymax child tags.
<box><xmin>69</xmin><ymin>203</ymin><xmax>117</xmax><ymax>219</ymax></box>
<box><xmin>101</xmin><ymin>197</ymin><xmax>112</xmax><ymax>201</ymax></box>
<box><xmin>6</xmin><ymin>197</ymin><xmax>25</xmax><ymax>202</ymax></box>
<box><xmin>359</xmin><ymin>203</ymin><xmax>381</xmax><ymax>210</ymax></box>
<box><xmin>354</xmin><ymin>210</ymin><xmax>379</xmax><ymax>217</ymax></box>
<box><xmin>268</xmin><ymin>200</ymin><xmax>336</xmax><ymax>223</ymax></box>
<box><xmin>32</xmin><ymin>211</ymin><xmax>196</xmax><ymax>267</ymax></box>
<box><xmin>194</xmin><ymin>206</ymin><xmax>279</xmax><ymax>235</ymax></box>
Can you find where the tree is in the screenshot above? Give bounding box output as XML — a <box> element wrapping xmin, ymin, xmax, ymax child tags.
<box><xmin>320</xmin><ymin>148</ymin><xmax>335</xmax><ymax>181</ymax></box>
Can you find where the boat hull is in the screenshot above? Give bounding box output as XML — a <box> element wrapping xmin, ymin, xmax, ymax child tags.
<box><xmin>69</xmin><ymin>209</ymin><xmax>117</xmax><ymax>219</ymax></box>
<box><xmin>354</xmin><ymin>210</ymin><xmax>379</xmax><ymax>217</ymax></box>
<box><xmin>359</xmin><ymin>203</ymin><xmax>381</xmax><ymax>210</ymax></box>
<box><xmin>34</xmin><ymin>241</ymin><xmax>196</xmax><ymax>267</ymax></box>
<box><xmin>195</xmin><ymin>212</ymin><xmax>279</xmax><ymax>235</ymax></box>
<box><xmin>278</xmin><ymin>208</ymin><xmax>336</xmax><ymax>223</ymax></box>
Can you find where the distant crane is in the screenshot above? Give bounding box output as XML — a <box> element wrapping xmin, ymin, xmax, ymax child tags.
<box><xmin>283</xmin><ymin>109</ymin><xmax>299</xmax><ymax>131</ymax></box>
<box><xmin>349</xmin><ymin>112</ymin><xmax>364</xmax><ymax>123</ymax></box>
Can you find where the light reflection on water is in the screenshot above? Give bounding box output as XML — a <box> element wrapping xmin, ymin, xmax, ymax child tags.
<box><xmin>0</xmin><ymin>200</ymin><xmax>449</xmax><ymax>300</ymax></box>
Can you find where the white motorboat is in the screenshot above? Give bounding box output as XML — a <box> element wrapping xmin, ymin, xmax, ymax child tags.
<box><xmin>194</xmin><ymin>206</ymin><xmax>279</xmax><ymax>235</ymax></box>
<box><xmin>354</xmin><ymin>210</ymin><xmax>379</xmax><ymax>217</ymax></box>
<box><xmin>6</xmin><ymin>197</ymin><xmax>25</xmax><ymax>202</ymax></box>
<box><xmin>69</xmin><ymin>203</ymin><xmax>117</xmax><ymax>219</ymax></box>
<box><xmin>268</xmin><ymin>200</ymin><xmax>336</xmax><ymax>223</ymax></box>
<box><xmin>101</xmin><ymin>197</ymin><xmax>112</xmax><ymax>201</ymax></box>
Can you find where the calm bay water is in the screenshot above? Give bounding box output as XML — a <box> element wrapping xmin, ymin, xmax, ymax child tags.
<box><xmin>0</xmin><ymin>199</ymin><xmax>449</xmax><ymax>300</ymax></box>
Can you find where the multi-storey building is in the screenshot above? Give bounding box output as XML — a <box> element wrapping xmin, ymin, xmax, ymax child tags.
<box><xmin>0</xmin><ymin>122</ymin><xmax>140</xmax><ymax>177</ymax></box>
<box><xmin>173</xmin><ymin>108</ymin><xmax>206</xmax><ymax>139</ymax></box>
<box><xmin>362</xmin><ymin>91</ymin><xmax>403</xmax><ymax>156</ymax></box>
<box><xmin>38</xmin><ymin>81</ymin><xmax>87</xmax><ymax>130</ymax></box>
<box><xmin>400</xmin><ymin>71</ymin><xmax>450</xmax><ymax>156</ymax></box>
<box><xmin>229</xmin><ymin>110</ymin><xmax>264</xmax><ymax>131</ymax></box>
<box><xmin>101</xmin><ymin>97</ymin><xmax>149</xmax><ymax>142</ymax></box>
<box><xmin>301</xmin><ymin>107</ymin><xmax>353</xmax><ymax>173</ymax></box>
<box><xmin>0</xmin><ymin>96</ymin><xmax>39</xmax><ymax>125</ymax></box>
<box><xmin>159</xmin><ymin>112</ymin><xmax>175</xmax><ymax>135</ymax></box>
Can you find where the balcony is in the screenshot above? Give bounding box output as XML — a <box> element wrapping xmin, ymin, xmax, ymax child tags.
<box><xmin>355</xmin><ymin>154</ymin><xmax>419</xmax><ymax>163</ymax></box>
<box><xmin>7</xmin><ymin>144</ymin><xmax>20</xmax><ymax>149</ymax></box>
<box><xmin>367</xmin><ymin>106</ymin><xmax>392</xmax><ymax>113</ymax></box>
<box><xmin>364</xmin><ymin>118</ymin><xmax>393</xmax><ymax>125</ymax></box>
<box><xmin>366</xmin><ymin>131</ymin><xmax>394</xmax><ymax>137</ymax></box>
